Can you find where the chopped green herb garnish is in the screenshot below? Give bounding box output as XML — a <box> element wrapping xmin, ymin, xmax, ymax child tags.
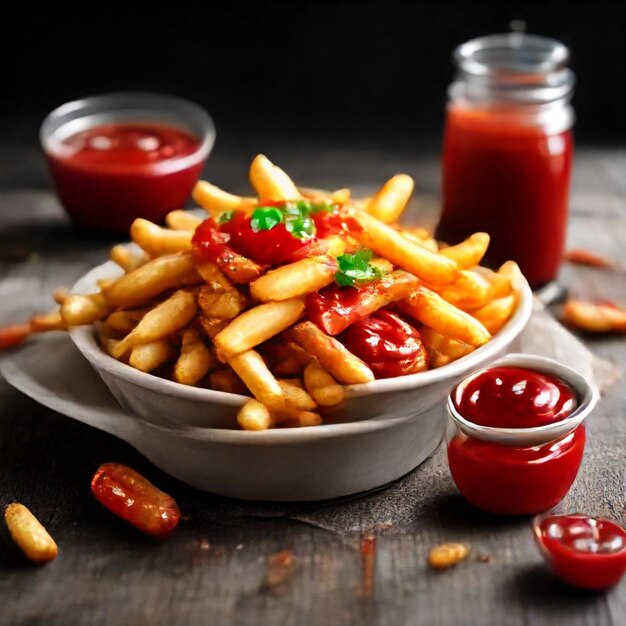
<box><xmin>217</xmin><ymin>210</ymin><xmax>235</xmax><ymax>224</ymax></box>
<box><xmin>335</xmin><ymin>249</ymin><xmax>387</xmax><ymax>287</ymax></box>
<box><xmin>250</xmin><ymin>206</ymin><xmax>284</xmax><ymax>232</ymax></box>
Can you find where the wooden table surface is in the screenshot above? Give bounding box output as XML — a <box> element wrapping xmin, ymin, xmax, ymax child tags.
<box><xmin>0</xmin><ymin>142</ymin><xmax>624</xmax><ymax>626</ymax></box>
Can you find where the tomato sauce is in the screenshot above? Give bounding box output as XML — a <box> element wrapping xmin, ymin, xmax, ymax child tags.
<box><xmin>47</xmin><ymin>122</ymin><xmax>203</xmax><ymax>232</ymax></box>
<box><xmin>338</xmin><ymin>311</ymin><xmax>428</xmax><ymax>378</ymax></box>
<box><xmin>534</xmin><ymin>514</ymin><xmax>626</xmax><ymax>589</ymax></box>
<box><xmin>436</xmin><ymin>106</ymin><xmax>573</xmax><ymax>288</ymax></box>
<box><xmin>447</xmin><ymin>366</ymin><xmax>583</xmax><ymax>515</ymax></box>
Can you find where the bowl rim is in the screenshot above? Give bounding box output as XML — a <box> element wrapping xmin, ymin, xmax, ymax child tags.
<box><xmin>446</xmin><ymin>353</ymin><xmax>599</xmax><ymax>446</ymax></box>
<box><xmin>69</xmin><ymin>258</ymin><xmax>533</xmax><ymax>439</ymax></box>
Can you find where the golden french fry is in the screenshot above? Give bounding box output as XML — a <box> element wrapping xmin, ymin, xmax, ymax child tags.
<box><xmin>303</xmin><ymin>360</ymin><xmax>345</xmax><ymax>406</ymax></box>
<box><xmin>199</xmin><ymin>315</ymin><xmax>230</xmax><ymax>340</ymax></box>
<box><xmin>129</xmin><ymin>340</ymin><xmax>174</xmax><ymax>372</ymax></box>
<box><xmin>193</xmin><ymin>180</ymin><xmax>256</xmax><ymax>217</ymax></box>
<box><xmin>104</xmin><ymin>252</ymin><xmax>198</xmax><ymax>309</ymax></box>
<box><xmin>208</xmin><ymin>368</ymin><xmax>248</xmax><ymax>395</ymax></box>
<box><xmin>249</xmin><ymin>154</ymin><xmax>302</xmax><ymax>201</ymax></box>
<box><xmin>174</xmin><ymin>328</ymin><xmax>216</xmax><ymax>385</ymax></box>
<box><xmin>52</xmin><ymin>287</ymin><xmax>70</xmax><ymax>305</ymax></box>
<box><xmin>399</xmin><ymin>286</ymin><xmax>491</xmax><ymax>347</ymax></box>
<box><xmin>197</xmin><ymin>284</ymin><xmax>247</xmax><ymax>320</ymax></box>
<box><xmin>130</xmin><ymin>218</ymin><xmax>192</xmax><ymax>257</ymax></box>
<box><xmin>268</xmin><ymin>340</ymin><xmax>312</xmax><ymax>376</ymax></box>
<box><xmin>440</xmin><ymin>233</ymin><xmax>490</xmax><ymax>269</ymax></box>
<box><xmin>353</xmin><ymin>210</ymin><xmax>458</xmax><ymax>284</ymax></box>
<box><xmin>331</xmin><ymin>188</ymin><xmax>351</xmax><ymax>204</ymax></box>
<box><xmin>402</xmin><ymin>230</ymin><xmax>439</xmax><ymax>253</ymax></box>
<box><xmin>420</xmin><ymin>326</ymin><xmax>473</xmax><ymax>368</ymax></box>
<box><xmin>216</xmin><ymin>249</ymin><xmax>265</xmax><ymax>284</ymax></box>
<box><xmin>111</xmin><ymin>290</ymin><xmax>197</xmax><ymax>359</ymax></box>
<box><xmin>366</xmin><ymin>174</ymin><xmax>414</xmax><ymax>223</ymax></box>
<box><xmin>434</xmin><ymin>270</ymin><xmax>491</xmax><ymax>311</ymax></box>
<box><xmin>228</xmin><ymin>350</ymin><xmax>284</xmax><ymax>407</ymax></box>
<box><xmin>290</xmin><ymin>410</ymin><xmax>323</xmax><ymax>427</ymax></box>
<box><xmin>4</xmin><ymin>503</ymin><xmax>58</xmax><ymax>563</ymax></box>
<box><xmin>278</xmin><ymin>379</ymin><xmax>318</xmax><ymax>411</ymax></box>
<box><xmin>250</xmin><ymin>256</ymin><xmax>338</xmax><ymax>302</ymax></box>
<box><xmin>61</xmin><ymin>292</ymin><xmax>110</xmax><ymax>326</ymax></box>
<box><xmin>472</xmin><ymin>294</ymin><xmax>517</xmax><ymax>335</ymax></box>
<box><xmin>106</xmin><ymin>308</ymin><xmax>149</xmax><ymax>332</ymax></box>
<box><xmin>286</xmin><ymin>321</ymin><xmax>374</xmax><ymax>385</ymax></box>
<box><xmin>215</xmin><ymin>298</ymin><xmax>306</xmax><ymax>362</ymax></box>
<box><xmin>237</xmin><ymin>399</ymin><xmax>273</xmax><ymax>431</ymax></box>
<box><xmin>30</xmin><ymin>310</ymin><xmax>67</xmax><ymax>332</ymax></box>
<box><xmin>165</xmin><ymin>210</ymin><xmax>203</xmax><ymax>231</ymax></box>
<box><xmin>109</xmin><ymin>244</ymin><xmax>149</xmax><ymax>273</ymax></box>
<box><xmin>498</xmin><ymin>260</ymin><xmax>524</xmax><ymax>293</ymax></box>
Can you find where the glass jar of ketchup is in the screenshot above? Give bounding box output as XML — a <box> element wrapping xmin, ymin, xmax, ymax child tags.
<box><xmin>41</xmin><ymin>92</ymin><xmax>215</xmax><ymax>233</ymax></box>
<box><xmin>446</xmin><ymin>355</ymin><xmax>598</xmax><ymax>516</ymax></box>
<box><xmin>435</xmin><ymin>33</ymin><xmax>575</xmax><ymax>288</ymax></box>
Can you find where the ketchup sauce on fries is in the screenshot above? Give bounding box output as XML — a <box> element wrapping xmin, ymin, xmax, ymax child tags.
<box><xmin>47</xmin><ymin>122</ymin><xmax>203</xmax><ymax>232</ymax></box>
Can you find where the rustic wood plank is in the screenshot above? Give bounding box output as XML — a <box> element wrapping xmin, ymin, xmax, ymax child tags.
<box><xmin>0</xmin><ymin>146</ymin><xmax>624</xmax><ymax>626</ymax></box>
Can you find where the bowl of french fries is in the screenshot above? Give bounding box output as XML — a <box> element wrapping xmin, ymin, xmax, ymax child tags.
<box><xmin>39</xmin><ymin>153</ymin><xmax>532</xmax><ymax>498</ymax></box>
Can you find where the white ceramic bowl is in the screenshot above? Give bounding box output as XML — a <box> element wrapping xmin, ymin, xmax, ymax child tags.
<box><xmin>65</xmin><ymin>259</ymin><xmax>533</xmax><ymax>500</ymax></box>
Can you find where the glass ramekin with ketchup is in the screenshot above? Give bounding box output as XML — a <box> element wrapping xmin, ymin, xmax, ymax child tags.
<box><xmin>436</xmin><ymin>33</ymin><xmax>575</xmax><ymax>289</ymax></box>
<box><xmin>446</xmin><ymin>354</ymin><xmax>598</xmax><ymax>516</ymax></box>
<box><xmin>41</xmin><ymin>92</ymin><xmax>215</xmax><ymax>233</ymax></box>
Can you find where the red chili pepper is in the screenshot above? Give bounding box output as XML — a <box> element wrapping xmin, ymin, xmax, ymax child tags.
<box><xmin>0</xmin><ymin>322</ymin><xmax>32</xmax><ymax>350</ymax></box>
<box><xmin>91</xmin><ymin>463</ymin><xmax>180</xmax><ymax>539</ymax></box>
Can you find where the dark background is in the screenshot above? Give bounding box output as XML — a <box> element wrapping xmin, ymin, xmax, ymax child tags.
<box><xmin>0</xmin><ymin>0</ymin><xmax>624</xmax><ymax>149</ymax></box>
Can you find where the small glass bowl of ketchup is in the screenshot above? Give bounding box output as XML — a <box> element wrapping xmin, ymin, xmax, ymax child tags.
<box><xmin>446</xmin><ymin>354</ymin><xmax>599</xmax><ymax>516</ymax></box>
<box><xmin>41</xmin><ymin>92</ymin><xmax>215</xmax><ymax>233</ymax></box>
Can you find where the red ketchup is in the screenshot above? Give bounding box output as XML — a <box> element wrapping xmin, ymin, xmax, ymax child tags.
<box><xmin>338</xmin><ymin>311</ymin><xmax>428</xmax><ymax>379</ymax></box>
<box><xmin>46</xmin><ymin>122</ymin><xmax>203</xmax><ymax>232</ymax></box>
<box><xmin>533</xmin><ymin>514</ymin><xmax>626</xmax><ymax>590</ymax></box>
<box><xmin>436</xmin><ymin>104</ymin><xmax>573</xmax><ymax>289</ymax></box>
<box><xmin>448</xmin><ymin>366</ymin><xmax>583</xmax><ymax>515</ymax></box>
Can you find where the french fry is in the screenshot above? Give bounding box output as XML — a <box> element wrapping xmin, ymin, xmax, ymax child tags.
<box><xmin>303</xmin><ymin>360</ymin><xmax>345</xmax><ymax>406</ymax></box>
<box><xmin>366</xmin><ymin>174</ymin><xmax>414</xmax><ymax>224</ymax></box>
<box><xmin>440</xmin><ymin>233</ymin><xmax>490</xmax><ymax>269</ymax></box>
<box><xmin>4</xmin><ymin>503</ymin><xmax>58</xmax><ymax>563</ymax></box>
<box><xmin>174</xmin><ymin>328</ymin><xmax>216</xmax><ymax>385</ymax></box>
<box><xmin>471</xmin><ymin>294</ymin><xmax>517</xmax><ymax>335</ymax></box>
<box><xmin>267</xmin><ymin>340</ymin><xmax>311</xmax><ymax>376</ymax></box>
<box><xmin>197</xmin><ymin>283</ymin><xmax>247</xmax><ymax>320</ymax></box>
<box><xmin>352</xmin><ymin>210</ymin><xmax>458</xmax><ymax>284</ymax></box>
<box><xmin>420</xmin><ymin>326</ymin><xmax>473</xmax><ymax>368</ymax></box>
<box><xmin>193</xmin><ymin>180</ymin><xmax>256</xmax><ymax>217</ymax></box>
<box><xmin>61</xmin><ymin>292</ymin><xmax>110</xmax><ymax>326</ymax></box>
<box><xmin>130</xmin><ymin>218</ymin><xmax>192</xmax><ymax>257</ymax></box>
<box><xmin>398</xmin><ymin>286</ymin><xmax>491</xmax><ymax>347</ymax></box>
<box><xmin>250</xmin><ymin>256</ymin><xmax>338</xmax><ymax>302</ymax></box>
<box><xmin>434</xmin><ymin>270</ymin><xmax>491</xmax><ymax>311</ymax></box>
<box><xmin>199</xmin><ymin>315</ymin><xmax>230</xmax><ymax>340</ymax></box>
<box><xmin>483</xmin><ymin>268</ymin><xmax>513</xmax><ymax>300</ymax></box>
<box><xmin>286</xmin><ymin>321</ymin><xmax>374</xmax><ymax>384</ymax></box>
<box><xmin>498</xmin><ymin>260</ymin><xmax>524</xmax><ymax>294</ymax></box>
<box><xmin>402</xmin><ymin>229</ymin><xmax>439</xmax><ymax>253</ymax></box>
<box><xmin>237</xmin><ymin>399</ymin><xmax>273</xmax><ymax>431</ymax></box>
<box><xmin>30</xmin><ymin>310</ymin><xmax>67</xmax><ymax>332</ymax></box>
<box><xmin>109</xmin><ymin>245</ymin><xmax>148</xmax><ymax>273</ymax></box>
<box><xmin>214</xmin><ymin>298</ymin><xmax>306</xmax><ymax>361</ymax></box>
<box><xmin>249</xmin><ymin>154</ymin><xmax>302</xmax><ymax>201</ymax></box>
<box><xmin>106</xmin><ymin>308</ymin><xmax>149</xmax><ymax>332</ymax></box>
<box><xmin>228</xmin><ymin>349</ymin><xmax>284</xmax><ymax>407</ymax></box>
<box><xmin>289</xmin><ymin>410</ymin><xmax>323</xmax><ymax>427</ymax></box>
<box><xmin>129</xmin><ymin>340</ymin><xmax>174</xmax><ymax>372</ymax></box>
<box><xmin>278</xmin><ymin>379</ymin><xmax>318</xmax><ymax>411</ymax></box>
<box><xmin>215</xmin><ymin>249</ymin><xmax>265</xmax><ymax>284</ymax></box>
<box><xmin>165</xmin><ymin>210</ymin><xmax>203</xmax><ymax>231</ymax></box>
<box><xmin>111</xmin><ymin>290</ymin><xmax>197</xmax><ymax>359</ymax></box>
<box><xmin>208</xmin><ymin>368</ymin><xmax>249</xmax><ymax>395</ymax></box>
<box><xmin>104</xmin><ymin>252</ymin><xmax>198</xmax><ymax>309</ymax></box>
<box><xmin>52</xmin><ymin>287</ymin><xmax>70</xmax><ymax>305</ymax></box>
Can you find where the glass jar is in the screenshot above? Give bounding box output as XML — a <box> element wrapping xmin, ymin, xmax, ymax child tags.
<box><xmin>435</xmin><ymin>33</ymin><xmax>576</xmax><ymax>289</ymax></box>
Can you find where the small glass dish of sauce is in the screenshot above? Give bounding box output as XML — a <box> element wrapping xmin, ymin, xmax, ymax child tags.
<box><xmin>41</xmin><ymin>92</ymin><xmax>215</xmax><ymax>233</ymax></box>
<box><xmin>533</xmin><ymin>513</ymin><xmax>626</xmax><ymax>590</ymax></box>
<box><xmin>446</xmin><ymin>354</ymin><xmax>598</xmax><ymax>515</ymax></box>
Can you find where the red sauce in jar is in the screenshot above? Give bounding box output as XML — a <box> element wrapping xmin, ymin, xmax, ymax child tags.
<box><xmin>338</xmin><ymin>311</ymin><xmax>428</xmax><ymax>378</ymax></box>
<box><xmin>534</xmin><ymin>514</ymin><xmax>626</xmax><ymax>590</ymax></box>
<box><xmin>455</xmin><ymin>366</ymin><xmax>577</xmax><ymax>429</ymax></box>
<box><xmin>448</xmin><ymin>366</ymin><xmax>583</xmax><ymax>515</ymax></box>
<box><xmin>436</xmin><ymin>106</ymin><xmax>573</xmax><ymax>288</ymax></box>
<box><xmin>46</xmin><ymin>122</ymin><xmax>204</xmax><ymax>232</ymax></box>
